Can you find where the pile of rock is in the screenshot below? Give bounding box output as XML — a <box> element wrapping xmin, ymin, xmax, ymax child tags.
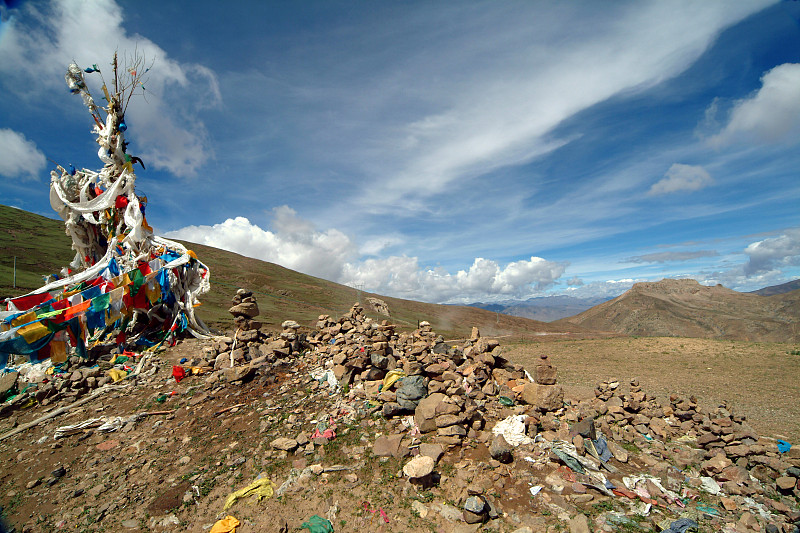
<box><xmin>572</xmin><ymin>379</ymin><xmax>800</xmax><ymax>506</ymax></box>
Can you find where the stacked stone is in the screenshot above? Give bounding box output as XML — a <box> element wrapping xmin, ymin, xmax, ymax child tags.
<box><xmin>584</xmin><ymin>379</ymin><xmax>800</xmax><ymax>506</ymax></box>
<box><xmin>307</xmin><ymin>309</ymin><xmax>543</xmax><ymax>448</ymax></box>
<box><xmin>229</xmin><ymin>289</ymin><xmax>263</xmax><ymax>342</ymax></box>
<box><xmin>520</xmin><ymin>354</ymin><xmax>564</xmax><ymax>412</ymax></box>
<box><xmin>188</xmin><ymin>292</ymin><xmax>313</xmax><ymax>384</ymax></box>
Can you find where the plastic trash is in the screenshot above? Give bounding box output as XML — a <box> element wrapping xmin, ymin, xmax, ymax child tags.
<box><xmin>492</xmin><ymin>415</ymin><xmax>533</xmax><ymax>446</ymax></box>
<box><xmin>209</xmin><ymin>515</ymin><xmax>240</xmax><ymax>533</ymax></box>
<box><xmin>301</xmin><ymin>515</ymin><xmax>334</xmax><ymax>532</ymax></box>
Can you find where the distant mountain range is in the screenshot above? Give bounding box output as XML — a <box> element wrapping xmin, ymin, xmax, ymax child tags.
<box><xmin>466</xmin><ymin>295</ymin><xmax>611</xmax><ymax>322</ymax></box>
<box><xmin>554</xmin><ymin>278</ymin><xmax>800</xmax><ymax>342</ymax></box>
<box><xmin>748</xmin><ymin>278</ymin><xmax>800</xmax><ymax>296</ymax></box>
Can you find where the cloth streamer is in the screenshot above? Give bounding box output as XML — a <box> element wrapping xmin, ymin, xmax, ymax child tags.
<box><xmin>223</xmin><ymin>477</ymin><xmax>274</xmax><ymax>510</ymax></box>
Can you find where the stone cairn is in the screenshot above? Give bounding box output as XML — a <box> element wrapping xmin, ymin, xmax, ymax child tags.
<box><xmin>302</xmin><ymin>304</ymin><xmax>566</xmax><ymax>451</ymax></box>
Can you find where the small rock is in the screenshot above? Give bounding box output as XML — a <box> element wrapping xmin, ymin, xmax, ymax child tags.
<box><xmin>489</xmin><ymin>434</ymin><xmax>513</xmax><ymax>464</ymax></box>
<box><xmin>403</xmin><ymin>455</ymin><xmax>435</xmax><ymax>478</ymax></box>
<box><xmin>464</xmin><ymin>496</ymin><xmax>485</xmax><ymax>514</ymax></box>
<box><xmin>569</xmin><ymin>513</ymin><xmax>590</xmax><ymax>533</ymax></box>
<box><xmin>412</xmin><ymin>500</ymin><xmax>429</xmax><ymax>518</ymax></box>
<box><xmin>271</xmin><ymin>437</ymin><xmax>299</xmax><ymax>452</ymax></box>
<box><xmin>776</xmin><ymin>476</ymin><xmax>796</xmax><ymax>491</ymax></box>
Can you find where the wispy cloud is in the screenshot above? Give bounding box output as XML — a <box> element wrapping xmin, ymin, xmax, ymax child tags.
<box><xmin>0</xmin><ymin>128</ymin><xmax>46</xmax><ymax>180</ymax></box>
<box><xmin>649</xmin><ymin>164</ymin><xmax>713</xmax><ymax>195</ymax></box>
<box><xmin>0</xmin><ymin>0</ymin><xmax>221</xmax><ymax>177</ymax></box>
<box><xmin>627</xmin><ymin>250</ymin><xmax>719</xmax><ymax>263</ymax></box>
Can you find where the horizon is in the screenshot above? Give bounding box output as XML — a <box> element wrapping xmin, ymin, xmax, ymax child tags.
<box><xmin>1</xmin><ymin>1</ymin><xmax>799</xmax><ymax>304</ymax></box>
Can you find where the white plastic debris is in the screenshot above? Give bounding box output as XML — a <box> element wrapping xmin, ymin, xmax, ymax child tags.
<box><xmin>492</xmin><ymin>415</ymin><xmax>533</xmax><ymax>447</ymax></box>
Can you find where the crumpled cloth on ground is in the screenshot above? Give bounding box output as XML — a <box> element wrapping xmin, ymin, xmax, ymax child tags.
<box><xmin>54</xmin><ymin>417</ymin><xmax>104</xmax><ymax>439</ymax></box>
<box><xmin>382</xmin><ymin>369</ymin><xmax>405</xmax><ymax>390</ymax></box>
<box><xmin>591</xmin><ymin>436</ymin><xmax>613</xmax><ymax>462</ymax></box>
<box><xmin>223</xmin><ymin>477</ymin><xmax>274</xmax><ymax>510</ymax></box>
<box><xmin>663</xmin><ymin>517</ymin><xmax>698</xmax><ymax>533</ymax></box>
<box><xmin>210</xmin><ymin>515</ymin><xmax>240</xmax><ymax>533</ymax></box>
<box><xmin>492</xmin><ymin>415</ymin><xmax>533</xmax><ymax>446</ymax></box>
<box><xmin>301</xmin><ymin>515</ymin><xmax>334</xmax><ymax>532</ymax></box>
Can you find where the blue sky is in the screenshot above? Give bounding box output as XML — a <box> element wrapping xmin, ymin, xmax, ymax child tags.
<box><xmin>1</xmin><ymin>0</ymin><xmax>799</xmax><ymax>303</ymax></box>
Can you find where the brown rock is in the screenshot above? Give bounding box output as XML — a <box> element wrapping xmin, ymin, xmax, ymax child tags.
<box><xmin>372</xmin><ymin>434</ymin><xmax>403</xmax><ymax>457</ymax></box>
<box><xmin>777</xmin><ymin>476</ymin><xmax>797</xmax><ymax>491</ymax></box>
<box><xmin>701</xmin><ymin>454</ymin><xmax>733</xmax><ymax>475</ymax></box>
<box><xmin>534</xmin><ymin>363</ymin><xmax>557</xmax><ymax>385</ymax></box>
<box><xmin>229</xmin><ymin>301</ymin><xmax>259</xmax><ymax>318</ymax></box>
<box><xmin>521</xmin><ymin>383</ymin><xmax>564</xmax><ymax>411</ymax></box>
<box><xmin>414</xmin><ymin>393</ymin><xmax>447</xmax><ymax>433</ymax></box>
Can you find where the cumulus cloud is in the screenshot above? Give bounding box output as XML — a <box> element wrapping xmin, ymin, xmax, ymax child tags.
<box><xmin>166</xmin><ymin>207</ymin><xmax>567</xmax><ymax>303</ymax></box>
<box><xmin>0</xmin><ymin>0</ymin><xmax>221</xmax><ymax>177</ymax></box>
<box><xmin>743</xmin><ymin>228</ymin><xmax>800</xmax><ymax>276</ymax></box>
<box><xmin>0</xmin><ymin>128</ymin><xmax>46</xmax><ymax>180</ymax></box>
<box><xmin>164</xmin><ymin>207</ymin><xmax>357</xmax><ymax>282</ymax></box>
<box><xmin>341</xmin><ymin>256</ymin><xmax>567</xmax><ymax>304</ymax></box>
<box><xmin>648</xmin><ymin>164</ymin><xmax>713</xmax><ymax>195</ymax></box>
<box><xmin>627</xmin><ymin>250</ymin><xmax>718</xmax><ymax>263</ymax></box>
<box><xmin>700</xmin><ymin>228</ymin><xmax>800</xmax><ymax>289</ymax></box>
<box><xmin>566</xmin><ymin>276</ymin><xmax>584</xmax><ymax>287</ymax></box>
<box><xmin>710</xmin><ymin>63</ymin><xmax>800</xmax><ymax>146</ymax></box>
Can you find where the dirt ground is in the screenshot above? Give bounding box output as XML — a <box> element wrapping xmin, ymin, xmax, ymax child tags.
<box><xmin>0</xmin><ymin>334</ymin><xmax>798</xmax><ymax>532</ymax></box>
<box><xmin>505</xmin><ymin>336</ymin><xmax>800</xmax><ymax>442</ymax></box>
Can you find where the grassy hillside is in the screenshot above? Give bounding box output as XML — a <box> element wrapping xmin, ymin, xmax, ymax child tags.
<box><xmin>0</xmin><ymin>205</ymin><xmax>75</xmax><ymax>299</ymax></box>
<box><xmin>0</xmin><ymin>205</ymin><xmax>577</xmax><ymax>339</ymax></box>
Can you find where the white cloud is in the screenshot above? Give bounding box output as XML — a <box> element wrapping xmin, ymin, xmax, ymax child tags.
<box><xmin>166</xmin><ymin>207</ymin><xmax>567</xmax><ymax>303</ymax></box>
<box><xmin>341</xmin><ymin>256</ymin><xmax>566</xmax><ymax>304</ymax></box>
<box><xmin>699</xmin><ymin>228</ymin><xmax>800</xmax><ymax>289</ymax></box>
<box><xmin>743</xmin><ymin>228</ymin><xmax>800</xmax><ymax>276</ymax></box>
<box><xmin>565</xmin><ymin>278</ymin><xmax>643</xmax><ymax>299</ymax></box>
<box><xmin>0</xmin><ymin>128</ymin><xmax>46</xmax><ymax>180</ymax></box>
<box><xmin>649</xmin><ymin>163</ymin><xmax>713</xmax><ymax>195</ymax></box>
<box><xmin>0</xmin><ymin>0</ymin><xmax>221</xmax><ymax>177</ymax></box>
<box><xmin>165</xmin><ymin>207</ymin><xmax>357</xmax><ymax>282</ymax></box>
<box><xmin>710</xmin><ymin>63</ymin><xmax>800</xmax><ymax>146</ymax></box>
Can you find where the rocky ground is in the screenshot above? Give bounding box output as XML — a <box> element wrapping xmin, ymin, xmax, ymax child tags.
<box><xmin>0</xmin><ymin>293</ymin><xmax>798</xmax><ymax>532</ymax></box>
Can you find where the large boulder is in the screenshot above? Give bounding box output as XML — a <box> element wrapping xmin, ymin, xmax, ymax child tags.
<box><xmin>521</xmin><ymin>383</ymin><xmax>564</xmax><ymax>411</ymax></box>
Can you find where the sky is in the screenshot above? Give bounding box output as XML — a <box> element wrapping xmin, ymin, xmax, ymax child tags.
<box><xmin>0</xmin><ymin>0</ymin><xmax>799</xmax><ymax>304</ymax></box>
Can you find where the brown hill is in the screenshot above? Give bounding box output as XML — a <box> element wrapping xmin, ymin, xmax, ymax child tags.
<box><xmin>555</xmin><ymin>278</ymin><xmax>800</xmax><ymax>342</ymax></box>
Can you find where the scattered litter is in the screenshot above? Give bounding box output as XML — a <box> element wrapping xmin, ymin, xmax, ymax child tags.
<box><xmin>529</xmin><ymin>485</ymin><xmax>543</xmax><ymax>497</ymax></box>
<box><xmin>222</xmin><ymin>477</ymin><xmax>274</xmax><ymax>510</ymax></box>
<box><xmin>492</xmin><ymin>415</ymin><xmax>533</xmax><ymax>446</ymax></box>
<box><xmin>209</xmin><ymin>515</ymin><xmax>240</xmax><ymax>533</ymax></box>
<box><xmin>777</xmin><ymin>439</ymin><xmax>791</xmax><ymax>453</ymax></box>
<box><xmin>300</xmin><ymin>514</ymin><xmax>334</xmax><ymax>532</ymax></box>
<box><xmin>663</xmin><ymin>517</ymin><xmax>699</xmax><ymax>533</ymax></box>
<box><xmin>699</xmin><ymin>476</ymin><xmax>721</xmax><ymax>495</ymax></box>
<box><xmin>54</xmin><ymin>418</ymin><xmax>104</xmax><ymax>439</ymax></box>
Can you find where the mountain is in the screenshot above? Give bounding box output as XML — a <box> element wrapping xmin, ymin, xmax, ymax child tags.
<box><xmin>555</xmin><ymin>278</ymin><xmax>800</xmax><ymax>342</ymax></box>
<box><xmin>468</xmin><ymin>295</ymin><xmax>611</xmax><ymax>322</ymax></box>
<box><xmin>0</xmin><ymin>204</ymin><xmax>583</xmax><ymax>339</ymax></box>
<box><xmin>749</xmin><ymin>278</ymin><xmax>800</xmax><ymax>296</ymax></box>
